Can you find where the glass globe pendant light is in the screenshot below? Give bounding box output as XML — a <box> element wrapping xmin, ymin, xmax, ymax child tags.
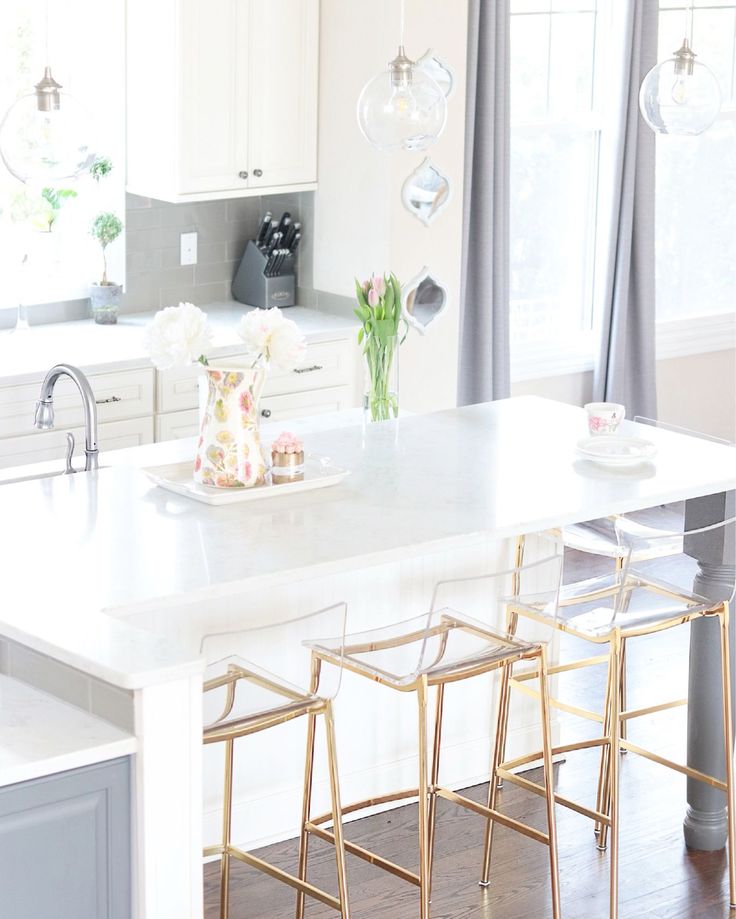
<box><xmin>639</xmin><ymin>0</ymin><xmax>721</xmax><ymax>136</ymax></box>
<box><xmin>357</xmin><ymin>0</ymin><xmax>447</xmax><ymax>152</ymax></box>
<box><xmin>0</xmin><ymin>2</ymin><xmax>95</xmax><ymax>184</ymax></box>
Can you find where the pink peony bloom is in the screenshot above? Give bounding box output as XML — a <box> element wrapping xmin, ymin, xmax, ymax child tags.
<box><xmin>239</xmin><ymin>390</ymin><xmax>254</xmax><ymax>415</ymax></box>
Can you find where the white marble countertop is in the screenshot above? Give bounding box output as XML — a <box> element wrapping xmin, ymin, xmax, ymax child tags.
<box><xmin>0</xmin><ymin>675</ymin><xmax>136</xmax><ymax>788</ymax></box>
<box><xmin>0</xmin><ymin>302</ymin><xmax>358</xmax><ymax>385</ymax></box>
<box><xmin>1</xmin><ymin>396</ymin><xmax>734</xmax><ymax>690</ymax></box>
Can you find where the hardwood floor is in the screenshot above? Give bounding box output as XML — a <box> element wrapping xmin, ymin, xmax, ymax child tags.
<box><xmin>205</xmin><ymin>545</ymin><xmax>733</xmax><ymax>917</ymax></box>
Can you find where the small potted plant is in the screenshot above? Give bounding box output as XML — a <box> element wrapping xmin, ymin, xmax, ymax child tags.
<box><xmin>89</xmin><ymin>211</ymin><xmax>123</xmax><ymax>324</ymax></box>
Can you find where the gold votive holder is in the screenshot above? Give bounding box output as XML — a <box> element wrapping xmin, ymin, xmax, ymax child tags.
<box><xmin>271</xmin><ymin>450</ymin><xmax>305</xmax><ymax>484</ymax></box>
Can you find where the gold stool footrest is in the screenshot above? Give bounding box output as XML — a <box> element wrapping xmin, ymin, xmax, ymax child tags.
<box><xmin>435</xmin><ymin>787</ymin><xmax>550</xmax><ymax>846</ymax></box>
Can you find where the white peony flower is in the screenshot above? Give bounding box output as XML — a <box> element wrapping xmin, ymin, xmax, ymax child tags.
<box><xmin>143</xmin><ymin>302</ymin><xmax>214</xmax><ymax>370</ymax></box>
<box><xmin>238</xmin><ymin>307</ymin><xmax>306</xmax><ymax>371</ymax></box>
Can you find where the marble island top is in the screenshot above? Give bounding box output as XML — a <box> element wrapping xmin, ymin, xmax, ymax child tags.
<box><xmin>0</xmin><ymin>397</ymin><xmax>734</xmax><ymax>690</ymax></box>
<box><xmin>0</xmin><ymin>302</ymin><xmax>357</xmax><ymax>385</ymax></box>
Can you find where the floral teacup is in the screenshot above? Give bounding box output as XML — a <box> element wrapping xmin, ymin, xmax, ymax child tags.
<box><xmin>584</xmin><ymin>402</ymin><xmax>625</xmax><ymax>436</ymax></box>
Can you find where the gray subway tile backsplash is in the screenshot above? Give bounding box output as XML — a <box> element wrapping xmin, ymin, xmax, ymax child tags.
<box><xmin>120</xmin><ymin>190</ymin><xmax>314</xmax><ymax>314</ymax></box>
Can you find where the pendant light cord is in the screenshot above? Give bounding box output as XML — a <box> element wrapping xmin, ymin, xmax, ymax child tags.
<box><xmin>687</xmin><ymin>0</ymin><xmax>694</xmax><ymax>46</ymax></box>
<box><xmin>399</xmin><ymin>0</ymin><xmax>406</xmax><ymax>48</ymax></box>
<box><xmin>45</xmin><ymin>0</ymin><xmax>50</xmax><ymax>64</ymax></box>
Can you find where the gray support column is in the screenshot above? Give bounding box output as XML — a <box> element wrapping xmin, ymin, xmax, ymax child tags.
<box><xmin>684</xmin><ymin>492</ymin><xmax>736</xmax><ymax>851</ymax></box>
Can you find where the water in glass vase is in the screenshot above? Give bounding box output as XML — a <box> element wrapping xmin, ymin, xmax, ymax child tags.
<box><xmin>363</xmin><ymin>333</ymin><xmax>399</xmax><ymax>423</ymax></box>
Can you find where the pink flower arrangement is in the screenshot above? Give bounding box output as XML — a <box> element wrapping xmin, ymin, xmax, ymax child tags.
<box><xmin>271</xmin><ymin>431</ymin><xmax>303</xmax><ymax>455</ymax></box>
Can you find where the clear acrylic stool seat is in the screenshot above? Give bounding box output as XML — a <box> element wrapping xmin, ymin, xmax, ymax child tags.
<box><xmin>201</xmin><ymin>603</ymin><xmax>351</xmax><ymax>919</ymax></box>
<box><xmin>304</xmin><ymin>554</ymin><xmax>565</xmax><ymax>919</ymax></box>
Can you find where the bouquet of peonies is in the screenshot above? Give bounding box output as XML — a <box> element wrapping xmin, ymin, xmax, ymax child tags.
<box><xmin>354</xmin><ymin>273</ymin><xmax>407</xmax><ymax>422</ymax></box>
<box><xmin>143</xmin><ymin>303</ymin><xmax>306</xmax><ymax>372</ymax></box>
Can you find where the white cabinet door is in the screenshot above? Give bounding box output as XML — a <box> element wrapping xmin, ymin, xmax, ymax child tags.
<box><xmin>155</xmin><ymin>410</ymin><xmax>200</xmax><ymax>443</ymax></box>
<box><xmin>178</xmin><ymin>0</ymin><xmax>250</xmax><ymax>195</ymax></box>
<box><xmin>247</xmin><ymin>0</ymin><xmax>319</xmax><ymax>189</ymax></box>
<box><xmin>0</xmin><ymin>418</ymin><xmax>154</xmax><ymax>470</ymax></box>
<box><xmin>260</xmin><ymin>386</ymin><xmax>351</xmax><ymax>423</ymax></box>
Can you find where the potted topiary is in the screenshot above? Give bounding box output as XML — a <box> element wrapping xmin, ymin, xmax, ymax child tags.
<box><xmin>89</xmin><ymin>211</ymin><xmax>123</xmax><ymax>324</ymax></box>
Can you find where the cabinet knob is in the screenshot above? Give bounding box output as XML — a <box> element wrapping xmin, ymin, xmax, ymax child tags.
<box><xmin>253</xmin><ymin>169</ymin><xmax>263</xmax><ymax>178</ymax></box>
<box><xmin>261</xmin><ymin>408</ymin><xmax>272</xmax><ymax>418</ymax></box>
<box><xmin>238</xmin><ymin>170</ymin><xmax>249</xmax><ymax>180</ymax></box>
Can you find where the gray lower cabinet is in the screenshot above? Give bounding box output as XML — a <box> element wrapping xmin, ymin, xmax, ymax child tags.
<box><xmin>0</xmin><ymin>757</ymin><xmax>131</xmax><ymax>919</ymax></box>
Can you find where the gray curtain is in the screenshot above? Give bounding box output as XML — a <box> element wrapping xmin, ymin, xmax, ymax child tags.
<box><xmin>457</xmin><ymin>0</ymin><xmax>511</xmax><ymax>406</ymax></box>
<box><xmin>593</xmin><ymin>0</ymin><xmax>659</xmax><ymax>419</ymax></box>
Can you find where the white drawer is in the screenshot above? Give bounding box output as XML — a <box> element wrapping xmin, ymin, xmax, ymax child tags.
<box><xmin>264</xmin><ymin>339</ymin><xmax>355</xmax><ymax>397</ymax></box>
<box><xmin>0</xmin><ymin>368</ymin><xmax>154</xmax><ymax>439</ymax></box>
<box><xmin>155</xmin><ymin>338</ymin><xmax>355</xmax><ymax>413</ymax></box>
<box><xmin>155</xmin><ymin>409</ymin><xmax>200</xmax><ymax>442</ymax></box>
<box><xmin>260</xmin><ymin>385</ymin><xmax>352</xmax><ymax>423</ymax></box>
<box><xmin>0</xmin><ymin>417</ymin><xmax>154</xmax><ymax>469</ymax></box>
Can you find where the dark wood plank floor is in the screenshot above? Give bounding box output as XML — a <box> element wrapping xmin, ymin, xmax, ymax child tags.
<box><xmin>205</xmin><ymin>545</ymin><xmax>733</xmax><ymax>917</ymax></box>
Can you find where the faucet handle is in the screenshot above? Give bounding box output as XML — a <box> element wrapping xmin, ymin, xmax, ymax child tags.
<box><xmin>64</xmin><ymin>432</ymin><xmax>77</xmax><ymax>475</ymax></box>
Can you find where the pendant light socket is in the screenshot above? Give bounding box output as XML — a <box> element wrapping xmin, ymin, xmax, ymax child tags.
<box><xmin>34</xmin><ymin>66</ymin><xmax>62</xmax><ymax>112</ymax></box>
<box><xmin>673</xmin><ymin>38</ymin><xmax>697</xmax><ymax>77</ymax></box>
<box><xmin>389</xmin><ymin>45</ymin><xmax>414</xmax><ymax>88</ymax></box>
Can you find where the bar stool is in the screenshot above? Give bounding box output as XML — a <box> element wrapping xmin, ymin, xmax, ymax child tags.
<box><xmin>498</xmin><ymin>515</ymin><xmax>736</xmax><ymax>917</ymax></box>
<box><xmin>505</xmin><ymin>419</ymin><xmax>734</xmax><ymax>837</ymax></box>
<box><xmin>302</xmin><ymin>553</ymin><xmax>564</xmax><ymax>919</ymax></box>
<box><xmin>201</xmin><ymin>602</ymin><xmax>351</xmax><ymax>919</ymax></box>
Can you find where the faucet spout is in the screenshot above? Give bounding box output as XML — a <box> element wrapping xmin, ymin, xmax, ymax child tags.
<box><xmin>34</xmin><ymin>364</ymin><xmax>99</xmax><ymax>472</ymax></box>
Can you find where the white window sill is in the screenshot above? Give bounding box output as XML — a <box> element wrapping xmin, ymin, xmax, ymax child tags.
<box><xmin>511</xmin><ymin>312</ymin><xmax>736</xmax><ymax>383</ymax></box>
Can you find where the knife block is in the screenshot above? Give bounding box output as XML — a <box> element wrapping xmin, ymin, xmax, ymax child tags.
<box><xmin>232</xmin><ymin>241</ymin><xmax>296</xmax><ymax>309</ymax></box>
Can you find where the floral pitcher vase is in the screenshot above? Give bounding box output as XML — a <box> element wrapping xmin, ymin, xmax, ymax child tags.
<box><xmin>194</xmin><ymin>367</ymin><xmax>268</xmax><ymax>488</ymax></box>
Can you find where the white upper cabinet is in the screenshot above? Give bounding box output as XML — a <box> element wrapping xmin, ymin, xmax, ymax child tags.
<box><xmin>126</xmin><ymin>0</ymin><xmax>319</xmax><ymax>202</ymax></box>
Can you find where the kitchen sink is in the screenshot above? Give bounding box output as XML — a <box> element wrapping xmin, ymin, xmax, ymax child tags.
<box><xmin>0</xmin><ymin>467</ymin><xmax>106</xmax><ymax>487</ymax></box>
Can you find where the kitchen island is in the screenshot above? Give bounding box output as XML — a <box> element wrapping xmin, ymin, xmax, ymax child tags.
<box><xmin>1</xmin><ymin>396</ymin><xmax>734</xmax><ymax>918</ymax></box>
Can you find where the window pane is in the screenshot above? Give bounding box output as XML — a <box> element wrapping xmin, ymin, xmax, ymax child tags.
<box><xmin>510</xmin><ymin>130</ymin><xmax>598</xmax><ymax>343</ymax></box>
<box><xmin>548</xmin><ymin>12</ymin><xmax>597</xmax><ymax>116</ymax></box>
<box><xmin>511</xmin><ymin>14</ymin><xmax>551</xmax><ymax>120</ymax></box>
<box><xmin>656</xmin><ymin>120</ymin><xmax>736</xmax><ymax>320</ymax></box>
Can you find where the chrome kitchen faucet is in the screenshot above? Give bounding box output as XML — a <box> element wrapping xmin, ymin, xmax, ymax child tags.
<box><xmin>34</xmin><ymin>364</ymin><xmax>99</xmax><ymax>473</ymax></box>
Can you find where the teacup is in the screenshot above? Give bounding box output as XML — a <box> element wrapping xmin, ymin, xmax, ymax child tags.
<box><xmin>584</xmin><ymin>402</ymin><xmax>625</xmax><ymax>436</ymax></box>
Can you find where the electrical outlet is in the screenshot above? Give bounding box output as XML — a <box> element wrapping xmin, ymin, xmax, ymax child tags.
<box><xmin>180</xmin><ymin>231</ymin><xmax>198</xmax><ymax>266</ymax></box>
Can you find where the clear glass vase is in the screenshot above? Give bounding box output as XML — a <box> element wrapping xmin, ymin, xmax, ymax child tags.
<box><xmin>194</xmin><ymin>366</ymin><xmax>268</xmax><ymax>488</ymax></box>
<box><xmin>363</xmin><ymin>333</ymin><xmax>399</xmax><ymax>423</ymax></box>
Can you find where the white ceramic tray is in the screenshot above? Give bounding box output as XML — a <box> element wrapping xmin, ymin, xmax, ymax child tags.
<box><xmin>144</xmin><ymin>454</ymin><xmax>349</xmax><ymax>506</ymax></box>
<box><xmin>575</xmin><ymin>435</ymin><xmax>657</xmax><ymax>467</ymax></box>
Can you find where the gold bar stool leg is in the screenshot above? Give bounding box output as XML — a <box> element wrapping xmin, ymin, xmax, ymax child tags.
<box><xmin>495</xmin><ymin>536</ymin><xmax>525</xmax><ymax>791</ymax></box>
<box><xmin>220</xmin><ymin>738</ymin><xmax>235</xmax><ymax>919</ymax></box>
<box><xmin>596</xmin><ymin>652</ymin><xmax>614</xmax><ymax>844</ymax></box>
<box><xmin>608</xmin><ymin>630</ymin><xmax>622</xmax><ymax>919</ymax></box>
<box><xmin>719</xmin><ymin>605</ymin><xmax>736</xmax><ymax>910</ymax></box>
<box><xmin>427</xmin><ymin>683</ymin><xmax>446</xmax><ymax>900</ymax></box>
<box><xmin>417</xmin><ymin>676</ymin><xmax>431</xmax><ymax>919</ymax></box>
<box><xmin>324</xmin><ymin>701</ymin><xmax>351</xmax><ymax>918</ymax></box>
<box><xmin>295</xmin><ymin>656</ymin><xmax>321</xmax><ymax>919</ymax></box>
<box><xmin>614</xmin><ymin>557</ymin><xmax>628</xmax><ymax>753</ymax></box>
<box><xmin>480</xmin><ymin>660</ymin><xmax>512</xmax><ymax>887</ymax></box>
<box><xmin>495</xmin><ymin>607</ymin><xmax>517</xmax><ymax>790</ymax></box>
<box><xmin>539</xmin><ymin>646</ymin><xmax>561</xmax><ymax>919</ymax></box>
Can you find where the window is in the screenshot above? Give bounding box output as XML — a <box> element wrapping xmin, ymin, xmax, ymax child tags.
<box><xmin>0</xmin><ymin>1</ymin><xmax>124</xmax><ymax>308</ymax></box>
<box><xmin>656</xmin><ymin>1</ymin><xmax>736</xmax><ymax>322</ymax></box>
<box><xmin>510</xmin><ymin>0</ymin><xmax>603</xmax><ymax>357</ymax></box>
<box><xmin>510</xmin><ymin>0</ymin><xmax>736</xmax><ymax>378</ymax></box>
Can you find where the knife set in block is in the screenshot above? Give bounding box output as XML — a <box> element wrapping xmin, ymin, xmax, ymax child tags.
<box><xmin>232</xmin><ymin>209</ymin><xmax>301</xmax><ymax>309</ymax></box>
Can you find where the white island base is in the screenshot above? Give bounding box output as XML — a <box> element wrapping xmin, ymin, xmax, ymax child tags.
<box><xmin>3</xmin><ymin>398</ymin><xmax>736</xmax><ymax>917</ymax></box>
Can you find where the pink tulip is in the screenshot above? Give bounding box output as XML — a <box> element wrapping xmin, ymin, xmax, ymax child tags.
<box><xmin>367</xmin><ymin>287</ymin><xmax>379</xmax><ymax>308</ymax></box>
<box><xmin>372</xmin><ymin>274</ymin><xmax>387</xmax><ymax>297</ymax></box>
<box><xmin>362</xmin><ymin>278</ymin><xmax>371</xmax><ymax>294</ymax></box>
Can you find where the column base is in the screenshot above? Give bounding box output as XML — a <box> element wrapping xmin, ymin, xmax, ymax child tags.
<box><xmin>683</xmin><ymin>803</ymin><xmax>727</xmax><ymax>851</ymax></box>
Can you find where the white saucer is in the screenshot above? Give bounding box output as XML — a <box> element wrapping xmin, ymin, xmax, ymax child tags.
<box><xmin>575</xmin><ymin>435</ymin><xmax>657</xmax><ymax>467</ymax></box>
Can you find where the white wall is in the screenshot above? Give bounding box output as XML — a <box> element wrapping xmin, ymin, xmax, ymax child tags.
<box><xmin>513</xmin><ymin>347</ymin><xmax>736</xmax><ymax>441</ymax></box>
<box><xmin>314</xmin><ymin>0</ymin><xmax>469</xmax><ymax>413</ymax></box>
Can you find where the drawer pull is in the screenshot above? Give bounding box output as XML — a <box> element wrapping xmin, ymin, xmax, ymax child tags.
<box><xmin>261</xmin><ymin>408</ymin><xmax>272</xmax><ymax>418</ymax></box>
<box><xmin>293</xmin><ymin>364</ymin><xmax>323</xmax><ymax>374</ymax></box>
<box><xmin>95</xmin><ymin>395</ymin><xmax>122</xmax><ymax>405</ymax></box>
